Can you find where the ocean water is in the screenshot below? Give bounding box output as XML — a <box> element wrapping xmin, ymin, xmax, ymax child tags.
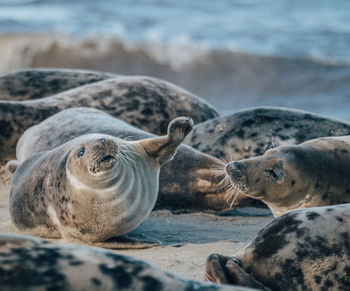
<box><xmin>0</xmin><ymin>0</ymin><xmax>350</xmax><ymax>118</ymax></box>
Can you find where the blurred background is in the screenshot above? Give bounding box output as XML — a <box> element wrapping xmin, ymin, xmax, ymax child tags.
<box><xmin>0</xmin><ymin>0</ymin><xmax>350</xmax><ymax>118</ymax></box>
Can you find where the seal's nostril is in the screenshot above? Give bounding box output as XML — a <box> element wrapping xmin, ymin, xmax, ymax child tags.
<box><xmin>230</xmin><ymin>161</ymin><xmax>242</xmax><ymax>172</ymax></box>
<box><xmin>97</xmin><ymin>138</ymin><xmax>106</xmax><ymax>145</ymax></box>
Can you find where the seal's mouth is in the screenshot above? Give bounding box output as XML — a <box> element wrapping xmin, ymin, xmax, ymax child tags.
<box><xmin>89</xmin><ymin>154</ymin><xmax>117</xmax><ymax>174</ymax></box>
<box><xmin>99</xmin><ymin>155</ymin><xmax>116</xmax><ymax>165</ymax></box>
<box><xmin>224</xmin><ymin>161</ymin><xmax>250</xmax><ymax>194</ymax></box>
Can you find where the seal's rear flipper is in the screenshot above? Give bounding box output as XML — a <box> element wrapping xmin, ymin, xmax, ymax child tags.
<box><xmin>140</xmin><ymin>117</ymin><xmax>193</xmax><ymax>166</ymax></box>
<box><xmin>92</xmin><ymin>233</ymin><xmax>161</xmax><ymax>250</ymax></box>
<box><xmin>205</xmin><ymin>253</ymin><xmax>270</xmax><ymax>290</ymax></box>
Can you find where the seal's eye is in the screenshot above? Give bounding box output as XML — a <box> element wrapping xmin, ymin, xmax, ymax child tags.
<box><xmin>77</xmin><ymin>147</ymin><xmax>85</xmax><ymax>158</ymax></box>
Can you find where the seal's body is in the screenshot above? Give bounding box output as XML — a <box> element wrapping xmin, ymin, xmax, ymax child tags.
<box><xmin>0</xmin><ymin>68</ymin><xmax>115</xmax><ymax>101</ymax></box>
<box><xmin>9</xmin><ymin>117</ymin><xmax>193</xmax><ymax>243</ymax></box>
<box><xmin>225</xmin><ymin>135</ymin><xmax>350</xmax><ymax>216</ymax></box>
<box><xmin>0</xmin><ymin>233</ymin><xmax>254</xmax><ymax>291</ymax></box>
<box><xmin>205</xmin><ymin>204</ymin><xmax>350</xmax><ymax>291</ymax></box>
<box><xmin>14</xmin><ymin>107</ymin><xmax>227</xmax><ymax>212</ymax></box>
<box><xmin>185</xmin><ymin>107</ymin><xmax>350</xmax><ymax>162</ymax></box>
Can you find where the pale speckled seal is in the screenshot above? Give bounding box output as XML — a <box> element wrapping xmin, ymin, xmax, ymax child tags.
<box><xmin>9</xmin><ymin>117</ymin><xmax>193</xmax><ymax>247</ymax></box>
<box><xmin>225</xmin><ymin>135</ymin><xmax>350</xmax><ymax>217</ymax></box>
<box><xmin>0</xmin><ymin>233</ymin><xmax>255</xmax><ymax>291</ymax></box>
<box><xmin>205</xmin><ymin>203</ymin><xmax>350</xmax><ymax>290</ymax></box>
<box><xmin>0</xmin><ymin>75</ymin><xmax>218</xmax><ymax>166</ymax></box>
<box><xmin>185</xmin><ymin>107</ymin><xmax>350</xmax><ymax>162</ymax></box>
<box><xmin>0</xmin><ymin>68</ymin><xmax>115</xmax><ymax>101</ymax></box>
<box><xmin>13</xmin><ymin>107</ymin><xmax>228</xmax><ymax>212</ymax></box>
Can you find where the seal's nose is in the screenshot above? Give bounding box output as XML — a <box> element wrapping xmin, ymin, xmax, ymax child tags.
<box><xmin>225</xmin><ymin>161</ymin><xmax>244</xmax><ymax>181</ymax></box>
<box><xmin>97</xmin><ymin>138</ymin><xmax>106</xmax><ymax>145</ymax></box>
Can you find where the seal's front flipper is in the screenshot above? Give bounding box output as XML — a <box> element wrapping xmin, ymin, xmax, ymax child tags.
<box><xmin>140</xmin><ymin>117</ymin><xmax>193</xmax><ymax>166</ymax></box>
<box><xmin>92</xmin><ymin>233</ymin><xmax>161</xmax><ymax>250</ymax></box>
<box><xmin>205</xmin><ymin>253</ymin><xmax>270</xmax><ymax>290</ymax></box>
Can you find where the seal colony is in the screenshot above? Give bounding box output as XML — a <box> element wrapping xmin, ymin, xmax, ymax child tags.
<box><xmin>225</xmin><ymin>135</ymin><xmax>350</xmax><ymax>216</ymax></box>
<box><xmin>205</xmin><ymin>203</ymin><xmax>350</xmax><ymax>290</ymax></box>
<box><xmin>14</xmin><ymin>107</ymin><xmax>228</xmax><ymax>212</ymax></box>
<box><xmin>0</xmin><ymin>233</ymin><xmax>254</xmax><ymax>291</ymax></box>
<box><xmin>0</xmin><ymin>73</ymin><xmax>218</xmax><ymax>166</ymax></box>
<box><xmin>9</xmin><ymin>117</ymin><xmax>193</xmax><ymax>246</ymax></box>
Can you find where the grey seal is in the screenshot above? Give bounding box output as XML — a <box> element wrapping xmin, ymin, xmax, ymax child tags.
<box><xmin>0</xmin><ymin>75</ymin><xmax>218</xmax><ymax>166</ymax></box>
<box><xmin>0</xmin><ymin>233</ymin><xmax>256</xmax><ymax>291</ymax></box>
<box><xmin>0</xmin><ymin>68</ymin><xmax>115</xmax><ymax>101</ymax></box>
<box><xmin>185</xmin><ymin>107</ymin><xmax>350</xmax><ymax>162</ymax></box>
<box><xmin>13</xmin><ymin>107</ymin><xmax>228</xmax><ymax>212</ymax></box>
<box><xmin>9</xmin><ymin>117</ymin><xmax>193</xmax><ymax>247</ymax></box>
<box><xmin>205</xmin><ymin>203</ymin><xmax>350</xmax><ymax>290</ymax></box>
<box><xmin>225</xmin><ymin>135</ymin><xmax>350</xmax><ymax>216</ymax></box>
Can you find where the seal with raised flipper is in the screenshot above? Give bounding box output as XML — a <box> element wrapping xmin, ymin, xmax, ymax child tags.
<box><xmin>0</xmin><ymin>233</ymin><xmax>255</xmax><ymax>291</ymax></box>
<box><xmin>13</xmin><ymin>107</ymin><xmax>228</xmax><ymax>212</ymax></box>
<box><xmin>205</xmin><ymin>204</ymin><xmax>350</xmax><ymax>290</ymax></box>
<box><xmin>224</xmin><ymin>135</ymin><xmax>350</xmax><ymax>217</ymax></box>
<box><xmin>9</xmin><ymin>117</ymin><xmax>193</xmax><ymax>247</ymax></box>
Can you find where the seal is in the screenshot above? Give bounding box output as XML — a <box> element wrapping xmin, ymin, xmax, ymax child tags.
<box><xmin>0</xmin><ymin>233</ymin><xmax>253</xmax><ymax>291</ymax></box>
<box><xmin>224</xmin><ymin>135</ymin><xmax>350</xmax><ymax>216</ymax></box>
<box><xmin>9</xmin><ymin>117</ymin><xmax>193</xmax><ymax>246</ymax></box>
<box><xmin>205</xmin><ymin>203</ymin><xmax>350</xmax><ymax>290</ymax></box>
<box><xmin>13</xmin><ymin>107</ymin><xmax>228</xmax><ymax>212</ymax></box>
<box><xmin>0</xmin><ymin>75</ymin><xmax>218</xmax><ymax>166</ymax></box>
<box><xmin>0</xmin><ymin>68</ymin><xmax>115</xmax><ymax>101</ymax></box>
<box><xmin>185</xmin><ymin>107</ymin><xmax>350</xmax><ymax>162</ymax></box>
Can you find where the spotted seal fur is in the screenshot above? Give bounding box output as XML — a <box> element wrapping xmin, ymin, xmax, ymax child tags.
<box><xmin>9</xmin><ymin>117</ymin><xmax>193</xmax><ymax>247</ymax></box>
<box><xmin>12</xmin><ymin>107</ymin><xmax>228</xmax><ymax>212</ymax></box>
<box><xmin>185</xmin><ymin>107</ymin><xmax>350</xmax><ymax>162</ymax></box>
<box><xmin>0</xmin><ymin>76</ymin><xmax>218</xmax><ymax>166</ymax></box>
<box><xmin>205</xmin><ymin>203</ymin><xmax>350</xmax><ymax>290</ymax></box>
<box><xmin>225</xmin><ymin>135</ymin><xmax>350</xmax><ymax>216</ymax></box>
<box><xmin>0</xmin><ymin>68</ymin><xmax>115</xmax><ymax>101</ymax></box>
<box><xmin>0</xmin><ymin>233</ymin><xmax>256</xmax><ymax>291</ymax></box>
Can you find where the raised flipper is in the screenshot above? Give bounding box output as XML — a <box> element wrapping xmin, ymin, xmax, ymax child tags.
<box><xmin>92</xmin><ymin>233</ymin><xmax>161</xmax><ymax>250</ymax></box>
<box><xmin>205</xmin><ymin>253</ymin><xmax>270</xmax><ymax>290</ymax></box>
<box><xmin>140</xmin><ymin>117</ymin><xmax>193</xmax><ymax>166</ymax></box>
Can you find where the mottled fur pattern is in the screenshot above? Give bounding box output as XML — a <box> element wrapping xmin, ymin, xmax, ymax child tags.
<box><xmin>15</xmin><ymin>107</ymin><xmax>227</xmax><ymax>212</ymax></box>
<box><xmin>206</xmin><ymin>204</ymin><xmax>350</xmax><ymax>291</ymax></box>
<box><xmin>0</xmin><ymin>233</ymin><xmax>254</xmax><ymax>291</ymax></box>
<box><xmin>185</xmin><ymin>107</ymin><xmax>350</xmax><ymax>162</ymax></box>
<box><xmin>0</xmin><ymin>68</ymin><xmax>115</xmax><ymax>101</ymax></box>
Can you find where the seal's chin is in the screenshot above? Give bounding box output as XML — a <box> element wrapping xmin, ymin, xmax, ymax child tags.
<box><xmin>89</xmin><ymin>154</ymin><xmax>117</xmax><ymax>174</ymax></box>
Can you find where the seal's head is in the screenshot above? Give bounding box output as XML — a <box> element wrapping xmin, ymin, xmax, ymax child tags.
<box><xmin>224</xmin><ymin>145</ymin><xmax>327</xmax><ymax>215</ymax></box>
<box><xmin>66</xmin><ymin>136</ymin><xmax>125</xmax><ymax>187</ymax></box>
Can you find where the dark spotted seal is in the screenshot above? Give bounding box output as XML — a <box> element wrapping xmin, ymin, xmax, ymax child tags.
<box><xmin>0</xmin><ymin>233</ymin><xmax>254</xmax><ymax>291</ymax></box>
<box><xmin>205</xmin><ymin>203</ymin><xmax>350</xmax><ymax>290</ymax></box>
<box><xmin>185</xmin><ymin>107</ymin><xmax>350</xmax><ymax>162</ymax></box>
<box><xmin>13</xmin><ymin>107</ymin><xmax>228</xmax><ymax>212</ymax></box>
<box><xmin>0</xmin><ymin>68</ymin><xmax>115</xmax><ymax>101</ymax></box>
<box><xmin>9</xmin><ymin>117</ymin><xmax>193</xmax><ymax>246</ymax></box>
<box><xmin>0</xmin><ymin>75</ymin><xmax>218</xmax><ymax>166</ymax></box>
<box><xmin>225</xmin><ymin>135</ymin><xmax>350</xmax><ymax>216</ymax></box>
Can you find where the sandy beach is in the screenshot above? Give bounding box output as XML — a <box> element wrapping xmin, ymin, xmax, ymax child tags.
<box><xmin>0</xmin><ymin>184</ymin><xmax>272</xmax><ymax>282</ymax></box>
